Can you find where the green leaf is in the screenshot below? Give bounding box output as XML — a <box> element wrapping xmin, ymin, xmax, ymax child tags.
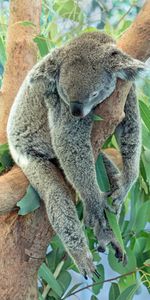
<box><xmin>38</xmin><ymin>292</ymin><xmax>44</xmax><ymax>300</ymax></box>
<box><xmin>92</xmin><ymin>264</ymin><xmax>104</xmax><ymax>295</ymax></box>
<box><xmin>92</xmin><ymin>114</ymin><xmax>103</xmax><ymax>121</ymax></box>
<box><xmin>108</xmin><ymin>247</ymin><xmax>136</xmax><ymax>275</ymax></box>
<box><xmin>51</xmin><ymin>235</ymin><xmax>65</xmax><ymax>251</ymax></box>
<box><xmin>17</xmin><ymin>185</ymin><xmax>41</xmax><ymax>215</ymax></box>
<box><xmin>76</xmin><ymin>200</ymin><xmax>83</xmax><ymax>220</ymax></box>
<box><xmin>142</xmin><ymin>150</ymin><xmax>150</xmax><ymax>184</ymax></box>
<box><xmin>139</xmin><ymin>100</ymin><xmax>150</xmax><ymax>132</ymax></box>
<box><xmin>118</xmin><ymin>274</ymin><xmax>136</xmax><ymax>293</ymax></box>
<box><xmin>133</xmin><ymin>200</ymin><xmax>150</xmax><ymax>233</ymax></box>
<box><xmin>53</xmin><ymin>0</ymin><xmax>83</xmax><ymax>22</ymax></box>
<box><xmin>46</xmin><ymin>249</ymin><xmax>58</xmax><ymax>273</ymax></box>
<box><xmin>91</xmin><ymin>296</ymin><xmax>99</xmax><ymax>300</ymax></box>
<box><xmin>96</xmin><ymin>153</ymin><xmax>110</xmax><ymax>192</ymax></box>
<box><xmin>17</xmin><ymin>20</ymin><xmax>36</xmax><ymax>27</ymax></box>
<box><xmin>38</xmin><ymin>263</ymin><xmax>63</xmax><ymax>297</ymax></box>
<box><xmin>143</xmin><ymin>79</ymin><xmax>150</xmax><ymax>97</ymax></box>
<box><xmin>142</xmin><ymin>123</ymin><xmax>150</xmax><ymax>149</ymax></box>
<box><xmin>116</xmin><ymin>284</ymin><xmax>138</xmax><ymax>300</ymax></box>
<box><xmin>57</xmin><ymin>271</ymin><xmax>71</xmax><ymax>294</ymax></box>
<box><xmin>109</xmin><ymin>283</ymin><xmax>120</xmax><ymax>300</ymax></box>
<box><xmin>63</xmin><ymin>283</ymin><xmax>82</xmax><ymax>299</ymax></box>
<box><xmin>0</xmin><ymin>36</ymin><xmax>6</xmax><ymax>66</ymax></box>
<box><xmin>105</xmin><ymin>210</ymin><xmax>125</xmax><ymax>254</ymax></box>
<box><xmin>144</xmin><ymin>259</ymin><xmax>150</xmax><ymax>266</ymax></box>
<box><xmin>33</xmin><ymin>35</ymin><xmax>49</xmax><ymax>57</ymax></box>
<box><xmin>0</xmin><ymin>143</ymin><xmax>13</xmax><ymax>169</ymax></box>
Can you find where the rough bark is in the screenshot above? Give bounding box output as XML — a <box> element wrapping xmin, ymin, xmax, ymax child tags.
<box><xmin>0</xmin><ymin>1</ymin><xmax>150</xmax><ymax>299</ymax></box>
<box><xmin>0</xmin><ymin>1</ymin><xmax>50</xmax><ymax>299</ymax></box>
<box><xmin>0</xmin><ymin>0</ymin><xmax>42</xmax><ymax>143</ymax></box>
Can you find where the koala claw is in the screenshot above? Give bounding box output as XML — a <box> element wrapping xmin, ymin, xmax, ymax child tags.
<box><xmin>84</xmin><ymin>271</ymin><xmax>88</xmax><ymax>280</ymax></box>
<box><xmin>84</xmin><ymin>191</ymin><xmax>117</xmax><ymax>228</ymax></box>
<box><xmin>97</xmin><ymin>245</ymin><xmax>106</xmax><ymax>253</ymax></box>
<box><xmin>70</xmin><ymin>247</ymin><xmax>96</xmax><ymax>278</ymax></box>
<box><xmin>93</xmin><ymin>269</ymin><xmax>101</xmax><ymax>279</ymax></box>
<box><xmin>111</xmin><ymin>241</ymin><xmax>127</xmax><ymax>265</ymax></box>
<box><xmin>94</xmin><ymin>220</ymin><xmax>127</xmax><ymax>265</ymax></box>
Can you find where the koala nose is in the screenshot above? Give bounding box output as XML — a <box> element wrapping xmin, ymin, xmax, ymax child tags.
<box><xmin>70</xmin><ymin>102</ymin><xmax>84</xmax><ymax>117</ymax></box>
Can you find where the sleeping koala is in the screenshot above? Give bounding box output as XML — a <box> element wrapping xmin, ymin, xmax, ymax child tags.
<box><xmin>7</xmin><ymin>31</ymin><xmax>144</xmax><ymax>277</ymax></box>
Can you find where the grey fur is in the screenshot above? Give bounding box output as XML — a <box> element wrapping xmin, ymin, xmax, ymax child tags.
<box><xmin>7</xmin><ymin>32</ymin><xmax>144</xmax><ymax>276</ymax></box>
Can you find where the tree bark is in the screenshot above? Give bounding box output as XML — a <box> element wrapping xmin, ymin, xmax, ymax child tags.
<box><xmin>0</xmin><ymin>0</ymin><xmax>42</xmax><ymax>143</ymax></box>
<box><xmin>0</xmin><ymin>1</ymin><xmax>150</xmax><ymax>299</ymax></box>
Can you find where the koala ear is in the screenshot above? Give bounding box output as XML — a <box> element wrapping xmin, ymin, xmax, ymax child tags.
<box><xmin>108</xmin><ymin>48</ymin><xmax>146</xmax><ymax>81</ymax></box>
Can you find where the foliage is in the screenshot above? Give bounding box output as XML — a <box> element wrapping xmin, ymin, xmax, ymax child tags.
<box><xmin>0</xmin><ymin>0</ymin><xmax>150</xmax><ymax>299</ymax></box>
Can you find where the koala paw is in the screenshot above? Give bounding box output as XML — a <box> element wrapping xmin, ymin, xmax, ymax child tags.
<box><xmin>84</xmin><ymin>192</ymin><xmax>115</xmax><ymax>228</ymax></box>
<box><xmin>70</xmin><ymin>246</ymin><xmax>98</xmax><ymax>279</ymax></box>
<box><xmin>94</xmin><ymin>219</ymin><xmax>127</xmax><ymax>265</ymax></box>
<box><xmin>109</xmin><ymin>175</ymin><xmax>128</xmax><ymax>214</ymax></box>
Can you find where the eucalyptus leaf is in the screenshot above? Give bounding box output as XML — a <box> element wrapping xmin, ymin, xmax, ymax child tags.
<box><xmin>91</xmin><ymin>296</ymin><xmax>99</xmax><ymax>300</ymax></box>
<box><xmin>106</xmin><ymin>210</ymin><xmax>125</xmax><ymax>254</ymax></box>
<box><xmin>63</xmin><ymin>283</ymin><xmax>82</xmax><ymax>299</ymax></box>
<box><xmin>96</xmin><ymin>153</ymin><xmax>110</xmax><ymax>192</ymax></box>
<box><xmin>38</xmin><ymin>263</ymin><xmax>63</xmax><ymax>297</ymax></box>
<box><xmin>0</xmin><ymin>36</ymin><xmax>6</xmax><ymax>66</ymax></box>
<box><xmin>108</xmin><ymin>247</ymin><xmax>137</xmax><ymax>274</ymax></box>
<box><xmin>0</xmin><ymin>143</ymin><xmax>13</xmax><ymax>169</ymax></box>
<box><xmin>53</xmin><ymin>0</ymin><xmax>83</xmax><ymax>22</ymax></box>
<box><xmin>92</xmin><ymin>264</ymin><xmax>104</xmax><ymax>295</ymax></box>
<box><xmin>34</xmin><ymin>35</ymin><xmax>49</xmax><ymax>57</ymax></box>
<box><xmin>17</xmin><ymin>20</ymin><xmax>36</xmax><ymax>27</ymax></box>
<box><xmin>109</xmin><ymin>283</ymin><xmax>120</xmax><ymax>300</ymax></box>
<box><xmin>116</xmin><ymin>284</ymin><xmax>138</xmax><ymax>300</ymax></box>
<box><xmin>92</xmin><ymin>114</ymin><xmax>103</xmax><ymax>121</ymax></box>
<box><xmin>139</xmin><ymin>100</ymin><xmax>150</xmax><ymax>132</ymax></box>
<box><xmin>133</xmin><ymin>200</ymin><xmax>150</xmax><ymax>233</ymax></box>
<box><xmin>17</xmin><ymin>185</ymin><xmax>41</xmax><ymax>215</ymax></box>
<box><xmin>57</xmin><ymin>271</ymin><xmax>71</xmax><ymax>294</ymax></box>
<box><xmin>144</xmin><ymin>258</ymin><xmax>150</xmax><ymax>266</ymax></box>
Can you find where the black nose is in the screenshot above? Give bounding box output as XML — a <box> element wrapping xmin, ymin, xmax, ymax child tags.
<box><xmin>70</xmin><ymin>102</ymin><xmax>84</xmax><ymax>117</ymax></box>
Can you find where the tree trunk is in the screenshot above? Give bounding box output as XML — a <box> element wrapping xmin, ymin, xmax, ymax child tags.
<box><xmin>0</xmin><ymin>1</ymin><xmax>150</xmax><ymax>299</ymax></box>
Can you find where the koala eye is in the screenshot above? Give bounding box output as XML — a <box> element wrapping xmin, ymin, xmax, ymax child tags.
<box><xmin>91</xmin><ymin>91</ymin><xmax>99</xmax><ymax>98</ymax></box>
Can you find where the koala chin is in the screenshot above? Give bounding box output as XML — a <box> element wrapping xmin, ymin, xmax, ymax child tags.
<box><xmin>7</xmin><ymin>31</ymin><xmax>144</xmax><ymax>277</ymax></box>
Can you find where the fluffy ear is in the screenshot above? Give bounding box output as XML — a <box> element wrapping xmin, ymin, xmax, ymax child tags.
<box><xmin>107</xmin><ymin>47</ymin><xmax>146</xmax><ymax>81</ymax></box>
<box><xmin>32</xmin><ymin>48</ymin><xmax>61</xmax><ymax>86</ymax></box>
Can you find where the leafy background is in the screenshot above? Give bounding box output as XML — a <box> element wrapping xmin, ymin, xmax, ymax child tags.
<box><xmin>0</xmin><ymin>0</ymin><xmax>150</xmax><ymax>299</ymax></box>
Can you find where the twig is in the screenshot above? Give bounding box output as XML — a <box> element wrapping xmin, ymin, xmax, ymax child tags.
<box><xmin>61</xmin><ymin>268</ymin><xmax>139</xmax><ymax>299</ymax></box>
<box><xmin>115</xmin><ymin>4</ymin><xmax>135</xmax><ymax>28</ymax></box>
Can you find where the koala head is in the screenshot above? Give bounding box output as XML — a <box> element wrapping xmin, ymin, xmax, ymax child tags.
<box><xmin>53</xmin><ymin>32</ymin><xmax>145</xmax><ymax>117</ymax></box>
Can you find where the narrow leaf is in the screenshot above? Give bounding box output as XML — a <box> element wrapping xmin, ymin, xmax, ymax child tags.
<box><xmin>38</xmin><ymin>263</ymin><xmax>63</xmax><ymax>297</ymax></box>
<box><xmin>106</xmin><ymin>210</ymin><xmax>125</xmax><ymax>253</ymax></box>
<box><xmin>144</xmin><ymin>259</ymin><xmax>150</xmax><ymax>266</ymax></box>
<box><xmin>92</xmin><ymin>114</ymin><xmax>103</xmax><ymax>121</ymax></box>
<box><xmin>34</xmin><ymin>35</ymin><xmax>49</xmax><ymax>57</ymax></box>
<box><xmin>139</xmin><ymin>100</ymin><xmax>150</xmax><ymax>132</ymax></box>
<box><xmin>0</xmin><ymin>36</ymin><xmax>6</xmax><ymax>66</ymax></box>
<box><xmin>17</xmin><ymin>20</ymin><xmax>36</xmax><ymax>27</ymax></box>
<box><xmin>63</xmin><ymin>283</ymin><xmax>82</xmax><ymax>299</ymax></box>
<box><xmin>17</xmin><ymin>185</ymin><xmax>41</xmax><ymax>215</ymax></box>
<box><xmin>116</xmin><ymin>284</ymin><xmax>138</xmax><ymax>300</ymax></box>
<box><xmin>109</xmin><ymin>283</ymin><xmax>120</xmax><ymax>300</ymax></box>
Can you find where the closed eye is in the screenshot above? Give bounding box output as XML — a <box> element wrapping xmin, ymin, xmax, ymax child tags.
<box><xmin>91</xmin><ymin>91</ymin><xmax>99</xmax><ymax>98</ymax></box>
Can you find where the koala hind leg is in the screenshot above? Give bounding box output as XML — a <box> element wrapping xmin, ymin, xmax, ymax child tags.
<box><xmin>95</xmin><ymin>152</ymin><xmax>126</xmax><ymax>262</ymax></box>
<box><xmin>21</xmin><ymin>153</ymin><xmax>95</xmax><ymax>277</ymax></box>
<box><xmin>101</xmin><ymin>151</ymin><xmax>121</xmax><ymax>196</ymax></box>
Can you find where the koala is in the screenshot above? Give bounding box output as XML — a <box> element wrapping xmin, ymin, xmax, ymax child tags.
<box><xmin>7</xmin><ymin>31</ymin><xmax>144</xmax><ymax>277</ymax></box>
